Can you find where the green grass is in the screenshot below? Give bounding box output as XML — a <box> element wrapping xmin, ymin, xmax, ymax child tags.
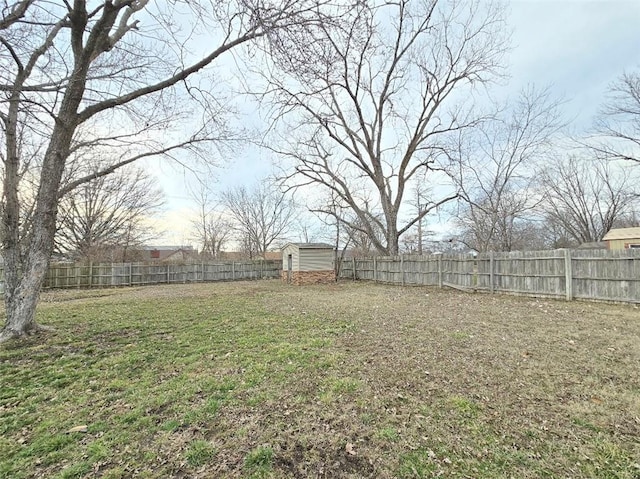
<box><xmin>1</xmin><ymin>281</ymin><xmax>639</xmax><ymax>478</ymax></box>
<box><xmin>244</xmin><ymin>446</ymin><xmax>274</xmax><ymax>477</ymax></box>
<box><xmin>185</xmin><ymin>440</ymin><xmax>216</xmax><ymax>467</ymax></box>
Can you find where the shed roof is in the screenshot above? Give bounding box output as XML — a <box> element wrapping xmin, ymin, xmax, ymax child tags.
<box><xmin>577</xmin><ymin>241</ymin><xmax>606</xmax><ymax>250</ymax></box>
<box><xmin>283</xmin><ymin>242</ymin><xmax>335</xmax><ymax>250</ymax></box>
<box><xmin>602</xmin><ymin>227</ymin><xmax>640</xmax><ymax>241</ymax></box>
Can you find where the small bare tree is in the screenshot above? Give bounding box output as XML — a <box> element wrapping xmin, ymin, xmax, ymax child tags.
<box><xmin>265</xmin><ymin>0</ymin><xmax>508</xmax><ymax>255</ymax></box>
<box><xmin>56</xmin><ymin>165</ymin><xmax>162</xmax><ymax>261</ymax></box>
<box><xmin>221</xmin><ymin>181</ymin><xmax>296</xmax><ymax>258</ymax></box>
<box><xmin>189</xmin><ymin>184</ymin><xmax>231</xmax><ymax>259</ymax></box>
<box><xmin>538</xmin><ymin>156</ymin><xmax>639</xmax><ymax>245</ymax></box>
<box><xmin>453</xmin><ymin>87</ymin><xmax>564</xmax><ymax>252</ymax></box>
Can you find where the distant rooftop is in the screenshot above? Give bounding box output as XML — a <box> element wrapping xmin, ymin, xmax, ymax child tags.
<box><xmin>602</xmin><ymin>227</ymin><xmax>640</xmax><ymax>241</ymax></box>
<box><xmin>284</xmin><ymin>242</ymin><xmax>335</xmax><ymax>249</ymax></box>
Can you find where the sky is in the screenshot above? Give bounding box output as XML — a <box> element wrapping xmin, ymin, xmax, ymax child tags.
<box><xmin>151</xmin><ymin>0</ymin><xmax>640</xmax><ymax>247</ymax></box>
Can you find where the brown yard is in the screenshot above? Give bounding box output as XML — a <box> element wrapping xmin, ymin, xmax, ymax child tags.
<box><xmin>1</xmin><ymin>281</ymin><xmax>639</xmax><ymax>478</ymax></box>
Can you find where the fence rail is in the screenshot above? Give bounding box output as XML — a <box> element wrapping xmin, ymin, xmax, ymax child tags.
<box><xmin>0</xmin><ymin>260</ymin><xmax>281</xmax><ymax>293</ymax></box>
<box><xmin>339</xmin><ymin>249</ymin><xmax>640</xmax><ymax>304</ymax></box>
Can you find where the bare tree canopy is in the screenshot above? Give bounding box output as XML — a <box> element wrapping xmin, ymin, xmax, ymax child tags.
<box><xmin>0</xmin><ymin>0</ymin><xmax>342</xmax><ymax>340</ymax></box>
<box><xmin>538</xmin><ymin>156</ymin><xmax>639</xmax><ymax>245</ymax></box>
<box><xmin>221</xmin><ymin>180</ymin><xmax>296</xmax><ymax>258</ymax></box>
<box><xmin>591</xmin><ymin>71</ymin><xmax>640</xmax><ymax>163</ymax></box>
<box><xmin>454</xmin><ymin>86</ymin><xmax>564</xmax><ymax>252</ymax></box>
<box><xmin>264</xmin><ymin>0</ymin><xmax>508</xmax><ymax>255</ymax></box>
<box><xmin>189</xmin><ymin>183</ymin><xmax>231</xmax><ymax>259</ymax></box>
<box><xmin>56</xmin><ymin>165</ymin><xmax>162</xmax><ymax>261</ymax></box>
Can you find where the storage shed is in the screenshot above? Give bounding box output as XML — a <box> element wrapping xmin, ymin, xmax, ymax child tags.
<box><xmin>281</xmin><ymin>243</ymin><xmax>335</xmax><ymax>285</ymax></box>
<box><xmin>602</xmin><ymin>227</ymin><xmax>640</xmax><ymax>250</ymax></box>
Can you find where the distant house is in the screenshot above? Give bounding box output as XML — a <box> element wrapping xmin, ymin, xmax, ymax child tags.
<box><xmin>281</xmin><ymin>243</ymin><xmax>335</xmax><ymax>285</ymax></box>
<box><xmin>218</xmin><ymin>251</ymin><xmax>282</xmax><ymax>261</ymax></box>
<box><xmin>262</xmin><ymin>251</ymin><xmax>282</xmax><ymax>261</ymax></box>
<box><xmin>602</xmin><ymin>227</ymin><xmax>640</xmax><ymax>250</ymax></box>
<box><xmin>142</xmin><ymin>246</ymin><xmax>197</xmax><ymax>262</ymax></box>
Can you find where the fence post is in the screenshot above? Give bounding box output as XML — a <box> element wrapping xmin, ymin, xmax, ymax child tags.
<box><xmin>166</xmin><ymin>264</ymin><xmax>170</xmax><ymax>284</ymax></box>
<box><xmin>564</xmin><ymin>249</ymin><xmax>573</xmax><ymax>301</ymax></box>
<box><xmin>232</xmin><ymin>262</ymin><xmax>235</xmax><ymax>281</ymax></box>
<box><xmin>438</xmin><ymin>255</ymin><xmax>443</xmax><ymax>288</ymax></box>
<box><xmin>128</xmin><ymin>263</ymin><xmax>133</xmax><ymax>287</ymax></box>
<box><xmin>88</xmin><ymin>262</ymin><xmax>93</xmax><ymax>289</ymax></box>
<box><xmin>400</xmin><ymin>254</ymin><xmax>405</xmax><ymax>286</ymax></box>
<box><xmin>352</xmin><ymin>257</ymin><xmax>356</xmax><ymax>281</ymax></box>
<box><xmin>489</xmin><ymin>251</ymin><xmax>495</xmax><ymax>294</ymax></box>
<box><xmin>373</xmin><ymin>256</ymin><xmax>377</xmax><ymax>282</ymax></box>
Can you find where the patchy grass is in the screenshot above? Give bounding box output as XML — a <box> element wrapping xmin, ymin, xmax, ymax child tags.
<box><xmin>1</xmin><ymin>281</ymin><xmax>640</xmax><ymax>478</ymax></box>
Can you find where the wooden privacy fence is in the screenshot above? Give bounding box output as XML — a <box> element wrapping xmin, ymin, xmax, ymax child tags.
<box><xmin>0</xmin><ymin>260</ymin><xmax>281</xmax><ymax>293</ymax></box>
<box><xmin>339</xmin><ymin>249</ymin><xmax>640</xmax><ymax>304</ymax></box>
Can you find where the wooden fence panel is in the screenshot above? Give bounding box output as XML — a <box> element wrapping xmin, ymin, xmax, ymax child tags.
<box><xmin>402</xmin><ymin>255</ymin><xmax>439</xmax><ymax>286</ymax></box>
<box><xmin>0</xmin><ymin>260</ymin><xmax>281</xmax><ymax>293</ymax></box>
<box><xmin>441</xmin><ymin>253</ymin><xmax>476</xmax><ymax>289</ymax></box>
<box><xmin>571</xmin><ymin>249</ymin><xmax>640</xmax><ymax>303</ymax></box>
<box><xmin>2</xmin><ymin>251</ymin><xmax>639</xmax><ymax>304</ymax></box>
<box><xmin>340</xmin><ymin>249</ymin><xmax>640</xmax><ymax>304</ymax></box>
<box><xmin>489</xmin><ymin>250</ymin><xmax>566</xmax><ymax>298</ymax></box>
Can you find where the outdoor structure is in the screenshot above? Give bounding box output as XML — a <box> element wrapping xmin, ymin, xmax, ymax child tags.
<box><xmin>143</xmin><ymin>245</ymin><xmax>198</xmax><ymax>262</ymax></box>
<box><xmin>281</xmin><ymin>243</ymin><xmax>335</xmax><ymax>285</ymax></box>
<box><xmin>602</xmin><ymin>227</ymin><xmax>640</xmax><ymax>250</ymax></box>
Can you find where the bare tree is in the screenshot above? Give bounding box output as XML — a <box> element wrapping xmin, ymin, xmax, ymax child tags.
<box><xmin>590</xmin><ymin>71</ymin><xmax>640</xmax><ymax>163</ymax></box>
<box><xmin>221</xmin><ymin>181</ymin><xmax>296</xmax><ymax>258</ymax></box>
<box><xmin>0</xmin><ymin>0</ymin><xmax>343</xmax><ymax>340</ymax></box>
<box><xmin>454</xmin><ymin>87</ymin><xmax>564</xmax><ymax>251</ymax></box>
<box><xmin>189</xmin><ymin>184</ymin><xmax>231</xmax><ymax>259</ymax></box>
<box><xmin>55</xmin><ymin>164</ymin><xmax>162</xmax><ymax>261</ymax></box>
<box><xmin>401</xmin><ymin>183</ymin><xmax>435</xmax><ymax>254</ymax></box>
<box><xmin>538</xmin><ymin>156</ymin><xmax>639</xmax><ymax>245</ymax></box>
<box><xmin>265</xmin><ymin>0</ymin><xmax>508</xmax><ymax>255</ymax></box>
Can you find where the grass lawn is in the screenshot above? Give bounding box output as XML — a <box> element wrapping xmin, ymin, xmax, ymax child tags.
<box><xmin>1</xmin><ymin>280</ymin><xmax>639</xmax><ymax>478</ymax></box>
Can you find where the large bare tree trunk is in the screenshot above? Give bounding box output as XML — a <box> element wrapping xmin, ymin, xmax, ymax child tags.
<box><xmin>1</xmin><ymin>99</ymin><xmax>79</xmax><ymax>341</ymax></box>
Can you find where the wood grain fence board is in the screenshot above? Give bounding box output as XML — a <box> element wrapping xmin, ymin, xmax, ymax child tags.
<box><xmin>0</xmin><ymin>260</ymin><xmax>281</xmax><ymax>293</ymax></box>
<box><xmin>338</xmin><ymin>249</ymin><xmax>640</xmax><ymax>304</ymax></box>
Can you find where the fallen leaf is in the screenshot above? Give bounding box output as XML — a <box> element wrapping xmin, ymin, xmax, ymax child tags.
<box><xmin>345</xmin><ymin>443</ymin><xmax>356</xmax><ymax>456</ymax></box>
<box><xmin>66</xmin><ymin>425</ymin><xmax>88</xmax><ymax>433</ymax></box>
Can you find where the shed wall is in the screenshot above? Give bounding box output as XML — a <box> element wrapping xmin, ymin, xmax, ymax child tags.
<box><xmin>282</xmin><ymin>245</ymin><xmax>300</xmax><ymax>270</ymax></box>
<box><xmin>608</xmin><ymin>238</ymin><xmax>640</xmax><ymax>250</ymax></box>
<box><xmin>299</xmin><ymin>249</ymin><xmax>334</xmax><ymax>271</ymax></box>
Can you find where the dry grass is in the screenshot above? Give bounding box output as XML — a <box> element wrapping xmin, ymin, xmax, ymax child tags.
<box><xmin>1</xmin><ymin>280</ymin><xmax>639</xmax><ymax>478</ymax></box>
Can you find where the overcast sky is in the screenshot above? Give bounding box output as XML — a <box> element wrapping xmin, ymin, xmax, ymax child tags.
<box><xmin>153</xmin><ymin>0</ymin><xmax>640</xmax><ymax>246</ymax></box>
